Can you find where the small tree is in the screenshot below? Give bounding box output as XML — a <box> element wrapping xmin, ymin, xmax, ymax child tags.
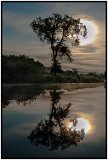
<box><xmin>30</xmin><ymin>13</ymin><xmax>87</xmax><ymax>75</ymax></box>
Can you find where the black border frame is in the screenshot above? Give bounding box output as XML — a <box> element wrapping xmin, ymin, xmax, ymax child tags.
<box><xmin>1</xmin><ymin>1</ymin><xmax>107</xmax><ymax>159</ymax></box>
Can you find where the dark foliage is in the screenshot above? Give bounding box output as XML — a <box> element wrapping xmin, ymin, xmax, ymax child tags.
<box><xmin>2</xmin><ymin>55</ymin><xmax>46</xmax><ymax>83</ymax></box>
<box><xmin>30</xmin><ymin>13</ymin><xmax>87</xmax><ymax>75</ymax></box>
<box><xmin>2</xmin><ymin>55</ymin><xmax>104</xmax><ymax>83</ymax></box>
<box><xmin>28</xmin><ymin>90</ymin><xmax>85</xmax><ymax>150</ymax></box>
<box><xmin>2</xmin><ymin>85</ymin><xmax>46</xmax><ymax>107</ymax></box>
<box><xmin>50</xmin><ymin>59</ymin><xmax>62</xmax><ymax>74</ymax></box>
<box><xmin>2</xmin><ymin>55</ymin><xmax>45</xmax><ymax>76</ymax></box>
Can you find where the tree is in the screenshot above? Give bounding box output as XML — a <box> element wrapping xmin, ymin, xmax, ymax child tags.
<box><xmin>28</xmin><ymin>90</ymin><xmax>85</xmax><ymax>151</ymax></box>
<box><xmin>30</xmin><ymin>13</ymin><xmax>87</xmax><ymax>75</ymax></box>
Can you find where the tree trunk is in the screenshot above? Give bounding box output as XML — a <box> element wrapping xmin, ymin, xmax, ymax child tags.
<box><xmin>53</xmin><ymin>57</ymin><xmax>57</xmax><ymax>76</ymax></box>
<box><xmin>51</xmin><ymin>47</ymin><xmax>57</xmax><ymax>76</ymax></box>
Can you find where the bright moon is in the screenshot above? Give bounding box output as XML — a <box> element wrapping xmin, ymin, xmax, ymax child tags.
<box><xmin>68</xmin><ymin>117</ymin><xmax>91</xmax><ymax>134</ymax></box>
<box><xmin>75</xmin><ymin>118</ymin><xmax>91</xmax><ymax>134</ymax></box>
<box><xmin>79</xmin><ymin>19</ymin><xmax>98</xmax><ymax>46</ymax></box>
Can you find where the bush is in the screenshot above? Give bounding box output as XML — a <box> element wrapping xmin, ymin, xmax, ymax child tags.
<box><xmin>55</xmin><ymin>74</ymin><xmax>65</xmax><ymax>83</ymax></box>
<box><xmin>80</xmin><ymin>75</ymin><xmax>103</xmax><ymax>83</ymax></box>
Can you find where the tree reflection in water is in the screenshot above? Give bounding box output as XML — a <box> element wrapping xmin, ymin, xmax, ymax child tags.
<box><xmin>28</xmin><ymin>90</ymin><xmax>85</xmax><ymax>151</ymax></box>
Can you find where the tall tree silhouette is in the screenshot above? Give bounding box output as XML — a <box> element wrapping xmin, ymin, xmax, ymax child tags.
<box><xmin>28</xmin><ymin>90</ymin><xmax>85</xmax><ymax>150</ymax></box>
<box><xmin>30</xmin><ymin>13</ymin><xmax>87</xmax><ymax>75</ymax></box>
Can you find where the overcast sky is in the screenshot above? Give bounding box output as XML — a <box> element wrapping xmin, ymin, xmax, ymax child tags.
<box><xmin>2</xmin><ymin>2</ymin><xmax>106</xmax><ymax>73</ymax></box>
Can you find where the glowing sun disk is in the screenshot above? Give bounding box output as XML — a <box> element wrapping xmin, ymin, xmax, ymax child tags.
<box><xmin>68</xmin><ymin>117</ymin><xmax>91</xmax><ymax>134</ymax></box>
<box><xmin>79</xmin><ymin>19</ymin><xmax>98</xmax><ymax>46</ymax></box>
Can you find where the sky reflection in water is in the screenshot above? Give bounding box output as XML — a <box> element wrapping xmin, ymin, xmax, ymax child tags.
<box><xmin>2</xmin><ymin>84</ymin><xmax>106</xmax><ymax>158</ymax></box>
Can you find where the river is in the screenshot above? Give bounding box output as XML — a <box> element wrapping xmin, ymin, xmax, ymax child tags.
<box><xmin>2</xmin><ymin>83</ymin><xmax>106</xmax><ymax>158</ymax></box>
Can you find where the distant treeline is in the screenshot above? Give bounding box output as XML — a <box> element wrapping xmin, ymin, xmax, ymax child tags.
<box><xmin>2</xmin><ymin>55</ymin><xmax>105</xmax><ymax>83</ymax></box>
<box><xmin>2</xmin><ymin>55</ymin><xmax>46</xmax><ymax>75</ymax></box>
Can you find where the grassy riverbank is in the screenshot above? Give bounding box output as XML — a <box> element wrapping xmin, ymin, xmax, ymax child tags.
<box><xmin>2</xmin><ymin>55</ymin><xmax>105</xmax><ymax>83</ymax></box>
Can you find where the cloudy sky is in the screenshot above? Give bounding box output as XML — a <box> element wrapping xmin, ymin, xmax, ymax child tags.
<box><xmin>2</xmin><ymin>2</ymin><xmax>106</xmax><ymax>73</ymax></box>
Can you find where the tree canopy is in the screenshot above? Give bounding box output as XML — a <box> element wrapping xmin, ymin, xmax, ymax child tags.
<box><xmin>30</xmin><ymin>13</ymin><xmax>87</xmax><ymax>75</ymax></box>
<box><xmin>28</xmin><ymin>90</ymin><xmax>85</xmax><ymax>150</ymax></box>
<box><xmin>30</xmin><ymin>13</ymin><xmax>87</xmax><ymax>46</ymax></box>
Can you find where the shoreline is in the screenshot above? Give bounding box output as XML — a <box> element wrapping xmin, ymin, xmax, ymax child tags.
<box><xmin>2</xmin><ymin>82</ymin><xmax>104</xmax><ymax>90</ymax></box>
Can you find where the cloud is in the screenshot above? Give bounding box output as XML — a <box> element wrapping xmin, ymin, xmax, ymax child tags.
<box><xmin>62</xmin><ymin>62</ymin><xmax>105</xmax><ymax>73</ymax></box>
<box><xmin>50</xmin><ymin>2</ymin><xmax>105</xmax><ymax>21</ymax></box>
<box><xmin>2</xmin><ymin>2</ymin><xmax>106</xmax><ymax>72</ymax></box>
<box><xmin>3</xmin><ymin>11</ymin><xmax>34</xmax><ymax>35</ymax></box>
<box><xmin>77</xmin><ymin>46</ymin><xmax>97</xmax><ymax>53</ymax></box>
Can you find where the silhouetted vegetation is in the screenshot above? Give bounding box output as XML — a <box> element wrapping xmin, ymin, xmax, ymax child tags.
<box><xmin>30</xmin><ymin>13</ymin><xmax>87</xmax><ymax>75</ymax></box>
<box><xmin>2</xmin><ymin>84</ymin><xmax>45</xmax><ymax>107</ymax></box>
<box><xmin>2</xmin><ymin>55</ymin><xmax>46</xmax><ymax>83</ymax></box>
<box><xmin>2</xmin><ymin>55</ymin><xmax>105</xmax><ymax>83</ymax></box>
<box><xmin>2</xmin><ymin>83</ymin><xmax>103</xmax><ymax>108</ymax></box>
<box><xmin>28</xmin><ymin>90</ymin><xmax>85</xmax><ymax>150</ymax></box>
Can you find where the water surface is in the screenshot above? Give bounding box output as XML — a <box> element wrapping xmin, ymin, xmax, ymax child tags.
<box><xmin>2</xmin><ymin>83</ymin><xmax>106</xmax><ymax>158</ymax></box>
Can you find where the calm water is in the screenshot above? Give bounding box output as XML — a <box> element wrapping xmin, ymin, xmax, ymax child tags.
<box><xmin>2</xmin><ymin>83</ymin><xmax>106</xmax><ymax>158</ymax></box>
